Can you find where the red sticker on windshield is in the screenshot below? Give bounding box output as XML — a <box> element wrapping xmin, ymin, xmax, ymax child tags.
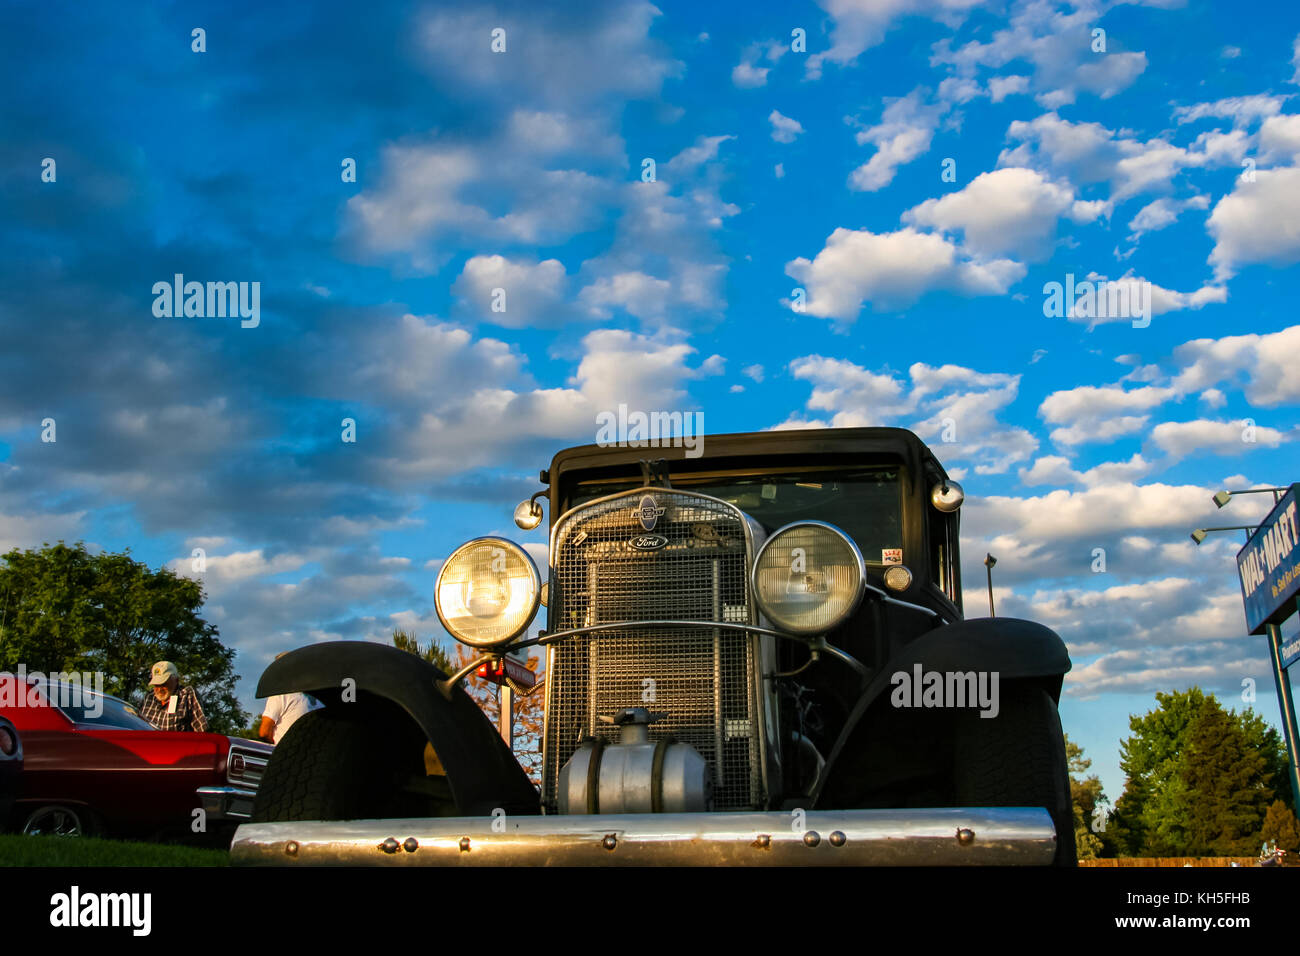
<box><xmin>882</xmin><ymin>549</ymin><xmax>902</xmax><ymax>565</ymax></box>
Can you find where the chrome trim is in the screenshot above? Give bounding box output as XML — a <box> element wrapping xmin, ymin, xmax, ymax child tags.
<box><xmin>434</xmin><ymin>536</ymin><xmax>542</xmax><ymax>649</ymax></box>
<box><xmin>230</xmin><ymin>807</ymin><xmax>1057</xmax><ymax>866</ymax></box>
<box><xmin>751</xmin><ymin>520</ymin><xmax>868</xmax><ymax>637</ymax></box>
<box><xmin>544</xmin><ymin>487</ymin><xmax>772</xmax><ymax>811</ymax></box>
<box><xmin>197</xmin><ymin>786</ymin><xmax>258</xmax><ymax>821</ymax></box>
<box><xmin>517</xmin><ymin>620</ymin><xmax>869</xmax><ymax>683</ymax></box>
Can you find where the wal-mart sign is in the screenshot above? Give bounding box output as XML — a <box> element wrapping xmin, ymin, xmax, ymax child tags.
<box><xmin>1237</xmin><ymin>483</ymin><xmax>1300</xmax><ymax>637</ymax></box>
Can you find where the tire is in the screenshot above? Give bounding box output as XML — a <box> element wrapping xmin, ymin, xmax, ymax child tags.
<box><xmin>251</xmin><ymin>705</ymin><xmax>436</xmax><ymax>823</ymax></box>
<box><xmin>952</xmin><ymin>686</ymin><xmax>1077</xmax><ymax>866</ymax></box>
<box><xmin>22</xmin><ymin>804</ymin><xmax>90</xmax><ymax>837</ymax></box>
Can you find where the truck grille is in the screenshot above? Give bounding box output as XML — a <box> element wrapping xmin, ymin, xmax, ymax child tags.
<box><xmin>543</xmin><ymin>488</ymin><xmax>764</xmax><ymax>812</ymax></box>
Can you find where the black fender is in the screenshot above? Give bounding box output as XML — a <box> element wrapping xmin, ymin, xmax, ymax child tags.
<box><xmin>814</xmin><ymin>617</ymin><xmax>1070</xmax><ymax>807</ymax></box>
<box><xmin>257</xmin><ymin>642</ymin><xmax>539</xmax><ymax>816</ymax></box>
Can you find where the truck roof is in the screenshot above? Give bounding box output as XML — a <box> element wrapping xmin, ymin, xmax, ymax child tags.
<box><xmin>547</xmin><ymin>426</ymin><xmax>948</xmax><ymax>484</ymax></box>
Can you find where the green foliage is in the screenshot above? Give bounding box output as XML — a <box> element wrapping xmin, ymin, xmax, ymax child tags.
<box><xmin>0</xmin><ymin>834</ymin><xmax>228</xmax><ymax>867</ymax></box>
<box><xmin>1260</xmin><ymin>799</ymin><xmax>1300</xmax><ymax>857</ymax></box>
<box><xmin>391</xmin><ymin>627</ymin><xmax>453</xmax><ymax>673</ymax></box>
<box><xmin>1113</xmin><ymin>687</ymin><xmax>1286</xmax><ymax>857</ymax></box>
<box><xmin>0</xmin><ymin>541</ymin><xmax>247</xmax><ymax>734</ymax></box>
<box><xmin>1065</xmin><ymin>734</ymin><xmax>1108</xmax><ymax>859</ymax></box>
<box><xmin>1183</xmin><ymin>705</ymin><xmax>1273</xmax><ymax>856</ymax></box>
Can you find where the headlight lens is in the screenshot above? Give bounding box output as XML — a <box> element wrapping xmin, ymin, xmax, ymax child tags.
<box><xmin>435</xmin><ymin>537</ymin><xmax>541</xmax><ymax>648</ymax></box>
<box><xmin>752</xmin><ymin>522</ymin><xmax>865</xmax><ymax>636</ymax></box>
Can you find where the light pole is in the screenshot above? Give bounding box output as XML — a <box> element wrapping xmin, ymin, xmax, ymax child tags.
<box><xmin>984</xmin><ymin>554</ymin><xmax>997</xmax><ymax>618</ymax></box>
<box><xmin>1214</xmin><ymin>487</ymin><xmax>1289</xmax><ymax>508</ymax></box>
<box><xmin>1190</xmin><ymin>525</ymin><xmax>1258</xmax><ymax>544</ymax></box>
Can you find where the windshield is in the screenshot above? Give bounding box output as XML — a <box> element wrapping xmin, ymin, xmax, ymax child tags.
<box><xmin>570</xmin><ymin>467</ymin><xmax>903</xmax><ymax>565</ymax></box>
<box><xmin>33</xmin><ymin>683</ymin><xmax>157</xmax><ymax>730</ymax></box>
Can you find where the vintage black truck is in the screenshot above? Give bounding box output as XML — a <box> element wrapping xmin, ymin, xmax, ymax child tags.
<box><xmin>232</xmin><ymin>427</ymin><xmax>1074</xmax><ymax>865</ymax></box>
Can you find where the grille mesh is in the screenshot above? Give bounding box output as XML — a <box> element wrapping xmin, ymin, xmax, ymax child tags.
<box><xmin>543</xmin><ymin>489</ymin><xmax>763</xmax><ymax>812</ymax></box>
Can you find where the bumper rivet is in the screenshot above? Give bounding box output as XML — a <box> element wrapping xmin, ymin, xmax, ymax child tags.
<box><xmin>284</xmin><ymin>840</ymin><xmax>299</xmax><ymax>857</ymax></box>
<box><xmin>753</xmin><ymin>834</ymin><xmax>771</xmax><ymax>849</ymax></box>
<box><xmin>956</xmin><ymin>828</ymin><xmax>975</xmax><ymax>846</ymax></box>
<box><xmin>803</xmin><ymin>830</ymin><xmax>821</xmax><ymax>847</ymax></box>
<box><xmin>380</xmin><ymin>838</ymin><xmax>400</xmax><ymax>854</ymax></box>
<box><xmin>602</xmin><ymin>833</ymin><xmax>618</xmax><ymax>851</ymax></box>
<box><xmin>459</xmin><ymin>836</ymin><xmax>472</xmax><ymax>852</ymax></box>
<box><xmin>829</xmin><ymin>830</ymin><xmax>846</xmax><ymax>847</ymax></box>
<box><xmin>403</xmin><ymin>837</ymin><xmax>419</xmax><ymax>853</ymax></box>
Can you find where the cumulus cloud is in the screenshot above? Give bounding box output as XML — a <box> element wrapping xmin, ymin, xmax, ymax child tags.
<box><xmin>785</xmin><ymin>226</ymin><xmax>1025</xmax><ymax>319</ymax></box>
<box><xmin>1148</xmin><ymin>419</ymin><xmax>1287</xmax><ymax>459</ymax></box>
<box><xmin>903</xmin><ymin>166</ymin><xmax>1104</xmax><ymax>260</ymax></box>
<box><xmin>1207</xmin><ymin>167</ymin><xmax>1300</xmax><ymax>279</ymax></box>
<box><xmin>732</xmin><ymin>38</ymin><xmax>786</xmax><ymax>88</ymax></box>
<box><xmin>806</xmin><ymin>0</ymin><xmax>982</xmax><ymax>79</ymax></box>
<box><xmin>768</xmin><ymin>109</ymin><xmax>804</xmax><ymax>143</ymax></box>
<box><xmin>848</xmin><ymin>89</ymin><xmax>947</xmax><ymax>191</ymax></box>
<box><xmin>452</xmin><ymin>255</ymin><xmax>569</xmax><ymax>328</ymax></box>
<box><xmin>930</xmin><ymin>1</ymin><xmax>1148</xmax><ymax>109</ymax></box>
<box><xmin>784</xmin><ymin>358</ymin><xmax>1037</xmax><ymax>474</ymax></box>
<box><xmin>1126</xmin><ymin>194</ymin><xmax>1209</xmax><ymax>241</ymax></box>
<box><xmin>1171</xmin><ymin>325</ymin><xmax>1300</xmax><ymax>406</ymax></box>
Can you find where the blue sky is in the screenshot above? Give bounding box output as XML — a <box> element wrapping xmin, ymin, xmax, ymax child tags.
<box><xmin>2</xmin><ymin>0</ymin><xmax>1299</xmax><ymax>804</ymax></box>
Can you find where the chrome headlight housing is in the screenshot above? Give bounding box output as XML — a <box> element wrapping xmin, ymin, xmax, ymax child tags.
<box><xmin>751</xmin><ymin>521</ymin><xmax>866</xmax><ymax>636</ymax></box>
<box><xmin>435</xmin><ymin>537</ymin><xmax>541</xmax><ymax>648</ymax></box>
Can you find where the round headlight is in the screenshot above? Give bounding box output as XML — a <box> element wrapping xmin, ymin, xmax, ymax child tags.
<box><xmin>883</xmin><ymin>565</ymin><xmax>913</xmax><ymax>592</ymax></box>
<box><xmin>752</xmin><ymin>522</ymin><xmax>865</xmax><ymax>636</ymax></box>
<box><xmin>435</xmin><ymin>537</ymin><xmax>541</xmax><ymax>648</ymax></box>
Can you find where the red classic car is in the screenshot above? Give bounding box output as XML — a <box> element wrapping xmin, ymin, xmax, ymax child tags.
<box><xmin>0</xmin><ymin>715</ymin><xmax>20</xmax><ymax>830</ymax></box>
<box><xmin>0</xmin><ymin>674</ymin><xmax>272</xmax><ymax>840</ymax></box>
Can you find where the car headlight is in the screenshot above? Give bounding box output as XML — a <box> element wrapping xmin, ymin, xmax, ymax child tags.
<box><xmin>752</xmin><ymin>521</ymin><xmax>865</xmax><ymax>636</ymax></box>
<box><xmin>435</xmin><ymin>537</ymin><xmax>541</xmax><ymax>648</ymax></box>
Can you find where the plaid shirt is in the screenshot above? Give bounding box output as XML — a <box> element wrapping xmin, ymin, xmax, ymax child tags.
<box><xmin>140</xmin><ymin>685</ymin><xmax>208</xmax><ymax>733</ymax></box>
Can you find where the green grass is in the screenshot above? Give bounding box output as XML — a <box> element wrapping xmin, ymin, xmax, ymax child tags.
<box><xmin>0</xmin><ymin>834</ymin><xmax>230</xmax><ymax>866</ymax></box>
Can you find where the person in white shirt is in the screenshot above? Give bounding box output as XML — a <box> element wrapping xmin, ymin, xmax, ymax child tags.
<box><xmin>258</xmin><ymin>653</ymin><xmax>322</xmax><ymax>745</ymax></box>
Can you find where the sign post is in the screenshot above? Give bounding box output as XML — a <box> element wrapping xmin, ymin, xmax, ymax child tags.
<box><xmin>1235</xmin><ymin>483</ymin><xmax>1300</xmax><ymax>816</ymax></box>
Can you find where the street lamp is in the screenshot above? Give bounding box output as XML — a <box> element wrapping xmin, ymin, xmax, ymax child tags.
<box><xmin>1191</xmin><ymin>525</ymin><xmax>1258</xmax><ymax>544</ymax></box>
<box><xmin>984</xmin><ymin>553</ymin><xmax>997</xmax><ymax>618</ymax></box>
<box><xmin>1214</xmin><ymin>487</ymin><xmax>1289</xmax><ymax>508</ymax></box>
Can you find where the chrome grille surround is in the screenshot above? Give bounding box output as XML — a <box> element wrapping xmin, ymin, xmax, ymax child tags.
<box><xmin>543</xmin><ymin>488</ymin><xmax>771</xmax><ymax>813</ymax></box>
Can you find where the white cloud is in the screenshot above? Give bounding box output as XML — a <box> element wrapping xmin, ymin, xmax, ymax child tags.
<box><xmin>903</xmin><ymin>167</ymin><xmax>1103</xmax><ymax>260</ymax></box>
<box><xmin>785</xmin><ymin>226</ymin><xmax>1025</xmax><ymax>319</ymax></box>
<box><xmin>848</xmin><ymin>90</ymin><xmax>946</xmax><ymax>192</ymax></box>
<box><xmin>1149</xmin><ymin>419</ymin><xmax>1287</xmax><ymax>459</ymax></box>
<box><xmin>768</xmin><ymin>109</ymin><xmax>805</xmax><ymax>144</ymax></box>
<box><xmin>742</xmin><ymin>364</ymin><xmax>765</xmax><ymax>383</ymax></box>
<box><xmin>807</xmin><ymin>0</ymin><xmax>982</xmax><ymax>79</ymax></box>
<box><xmin>1207</xmin><ymin>167</ymin><xmax>1300</xmax><ymax>279</ymax></box>
<box><xmin>784</xmin><ymin>358</ymin><xmax>1037</xmax><ymax>474</ymax></box>
<box><xmin>988</xmin><ymin>74</ymin><xmax>1030</xmax><ymax>102</ymax></box>
<box><xmin>452</xmin><ymin>255</ymin><xmax>569</xmax><ymax>328</ymax></box>
<box><xmin>931</xmin><ymin>2</ymin><xmax>1148</xmax><ymax>109</ymax></box>
<box><xmin>1171</xmin><ymin>325</ymin><xmax>1300</xmax><ymax>406</ymax></box>
<box><xmin>732</xmin><ymin>39</ymin><xmax>786</xmax><ymax>88</ymax></box>
<box><xmin>1173</xmin><ymin>94</ymin><xmax>1287</xmax><ymax>127</ymax></box>
<box><xmin>1126</xmin><ymin>195</ymin><xmax>1209</xmax><ymax>241</ymax></box>
<box><xmin>1260</xmin><ymin>113</ymin><xmax>1300</xmax><ymax>163</ymax></box>
<box><xmin>1039</xmin><ymin>384</ymin><xmax>1177</xmax><ymax>447</ymax></box>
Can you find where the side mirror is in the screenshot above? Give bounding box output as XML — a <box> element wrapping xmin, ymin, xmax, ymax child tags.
<box><xmin>931</xmin><ymin>480</ymin><xmax>964</xmax><ymax>513</ymax></box>
<box><xmin>514</xmin><ymin>498</ymin><xmax>544</xmax><ymax>531</ymax></box>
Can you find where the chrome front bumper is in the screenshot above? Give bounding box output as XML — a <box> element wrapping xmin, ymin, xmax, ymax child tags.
<box><xmin>231</xmin><ymin>807</ymin><xmax>1057</xmax><ymax>865</ymax></box>
<box><xmin>197</xmin><ymin>786</ymin><xmax>259</xmax><ymax>822</ymax></box>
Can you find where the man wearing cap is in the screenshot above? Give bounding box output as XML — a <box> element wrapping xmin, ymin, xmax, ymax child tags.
<box><xmin>140</xmin><ymin>661</ymin><xmax>208</xmax><ymax>733</ymax></box>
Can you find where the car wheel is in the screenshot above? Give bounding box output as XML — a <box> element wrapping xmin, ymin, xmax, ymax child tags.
<box><xmin>251</xmin><ymin>704</ymin><xmax>435</xmax><ymax>823</ymax></box>
<box><xmin>22</xmin><ymin>805</ymin><xmax>90</xmax><ymax>837</ymax></box>
<box><xmin>952</xmin><ymin>686</ymin><xmax>1077</xmax><ymax>866</ymax></box>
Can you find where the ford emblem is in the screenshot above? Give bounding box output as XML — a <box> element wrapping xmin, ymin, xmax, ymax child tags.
<box><xmin>631</xmin><ymin>533</ymin><xmax>668</xmax><ymax>552</ymax></box>
<box><xmin>636</xmin><ymin>494</ymin><xmax>666</xmax><ymax>531</ymax></box>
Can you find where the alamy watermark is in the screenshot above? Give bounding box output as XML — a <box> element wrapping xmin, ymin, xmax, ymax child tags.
<box><xmin>1042</xmin><ymin>273</ymin><xmax>1151</xmax><ymax>328</ymax></box>
<box><xmin>890</xmin><ymin>664</ymin><xmax>1000</xmax><ymax>718</ymax></box>
<box><xmin>1</xmin><ymin>665</ymin><xmax>105</xmax><ymax>718</ymax></box>
<box><xmin>152</xmin><ymin>274</ymin><xmax>260</xmax><ymax>328</ymax></box>
<box><xmin>595</xmin><ymin>403</ymin><xmax>704</xmax><ymax>459</ymax></box>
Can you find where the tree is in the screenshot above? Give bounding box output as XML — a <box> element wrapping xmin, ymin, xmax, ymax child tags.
<box><xmin>1114</xmin><ymin>687</ymin><xmax>1284</xmax><ymax>857</ymax></box>
<box><xmin>391</xmin><ymin>629</ymin><xmax>545</xmax><ymax>786</ymax></box>
<box><xmin>1065</xmin><ymin>734</ymin><xmax>1108</xmax><ymax>859</ymax></box>
<box><xmin>1260</xmin><ymin>799</ymin><xmax>1300</xmax><ymax>860</ymax></box>
<box><xmin>0</xmin><ymin>541</ymin><xmax>246</xmax><ymax>734</ymax></box>
<box><xmin>1183</xmin><ymin>705</ymin><xmax>1273</xmax><ymax>856</ymax></box>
